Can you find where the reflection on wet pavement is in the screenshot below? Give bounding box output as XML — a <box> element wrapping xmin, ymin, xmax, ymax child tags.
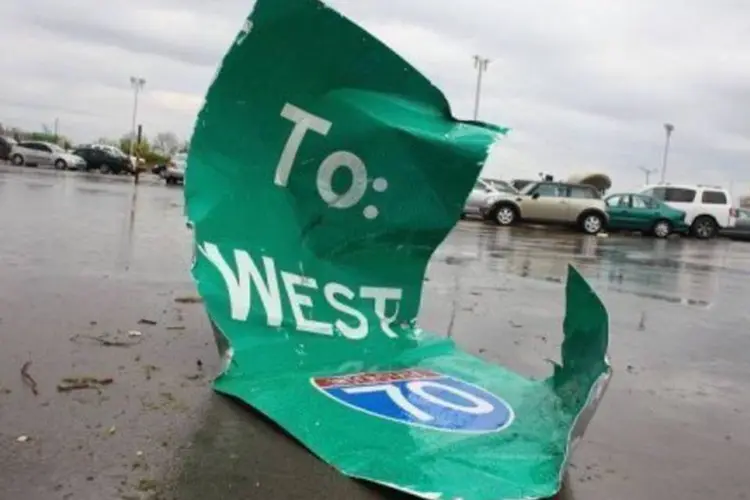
<box><xmin>0</xmin><ymin>170</ymin><xmax>749</xmax><ymax>500</ymax></box>
<box><xmin>432</xmin><ymin>223</ymin><xmax>750</xmax><ymax>308</ymax></box>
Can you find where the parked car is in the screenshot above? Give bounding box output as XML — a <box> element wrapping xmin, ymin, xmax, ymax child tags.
<box><xmin>71</xmin><ymin>145</ymin><xmax>133</xmax><ymax>174</ymax></box>
<box><xmin>162</xmin><ymin>152</ymin><xmax>187</xmax><ymax>185</ymax></box>
<box><xmin>640</xmin><ymin>184</ymin><xmax>734</xmax><ymax>239</ymax></box>
<box><xmin>604</xmin><ymin>193</ymin><xmax>688</xmax><ymax>238</ymax></box>
<box><xmin>721</xmin><ymin>208</ymin><xmax>750</xmax><ymax>241</ymax></box>
<box><xmin>463</xmin><ymin>178</ymin><xmax>518</xmax><ymax>218</ymax></box>
<box><xmin>0</xmin><ymin>136</ymin><xmax>17</xmax><ymax>160</ymax></box>
<box><xmin>9</xmin><ymin>141</ymin><xmax>86</xmax><ymax>170</ymax></box>
<box><xmin>480</xmin><ymin>181</ymin><xmax>609</xmax><ymax>235</ymax></box>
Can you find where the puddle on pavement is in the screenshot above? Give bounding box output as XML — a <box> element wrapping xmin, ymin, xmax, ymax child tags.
<box><xmin>76</xmin><ymin>186</ymin><xmax>129</xmax><ymax>198</ymax></box>
<box><xmin>115</xmin><ymin>187</ymin><xmax>139</xmax><ymax>271</ymax></box>
<box><xmin>24</xmin><ymin>182</ymin><xmax>55</xmax><ymax>190</ymax></box>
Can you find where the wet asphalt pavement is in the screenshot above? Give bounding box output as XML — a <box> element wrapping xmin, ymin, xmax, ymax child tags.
<box><xmin>1</xmin><ymin>166</ymin><xmax>749</xmax><ymax>500</ymax></box>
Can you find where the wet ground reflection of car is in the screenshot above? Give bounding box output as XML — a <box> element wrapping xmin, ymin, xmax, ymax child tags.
<box><xmin>432</xmin><ymin>223</ymin><xmax>741</xmax><ymax>308</ymax></box>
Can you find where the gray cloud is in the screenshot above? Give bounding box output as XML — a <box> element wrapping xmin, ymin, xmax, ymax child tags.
<box><xmin>2</xmin><ymin>0</ymin><xmax>749</xmax><ymax>191</ymax></box>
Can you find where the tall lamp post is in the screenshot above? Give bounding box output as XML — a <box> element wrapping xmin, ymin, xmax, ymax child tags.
<box><xmin>660</xmin><ymin>123</ymin><xmax>675</xmax><ymax>184</ymax></box>
<box><xmin>129</xmin><ymin>76</ymin><xmax>146</xmax><ymax>159</ymax></box>
<box><xmin>638</xmin><ymin>166</ymin><xmax>658</xmax><ymax>185</ymax></box>
<box><xmin>472</xmin><ymin>55</ymin><xmax>490</xmax><ymax>120</ymax></box>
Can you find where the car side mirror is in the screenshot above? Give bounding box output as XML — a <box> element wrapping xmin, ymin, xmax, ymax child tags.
<box><xmin>531</xmin><ymin>193</ymin><xmax>541</xmax><ymax>200</ymax></box>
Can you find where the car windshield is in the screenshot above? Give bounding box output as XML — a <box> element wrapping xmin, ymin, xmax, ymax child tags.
<box><xmin>105</xmin><ymin>147</ymin><xmax>127</xmax><ymax>157</ymax></box>
<box><xmin>50</xmin><ymin>144</ymin><xmax>65</xmax><ymax>152</ymax></box>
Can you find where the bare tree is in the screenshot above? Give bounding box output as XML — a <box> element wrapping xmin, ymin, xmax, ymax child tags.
<box><xmin>153</xmin><ymin>132</ymin><xmax>180</xmax><ymax>155</ymax></box>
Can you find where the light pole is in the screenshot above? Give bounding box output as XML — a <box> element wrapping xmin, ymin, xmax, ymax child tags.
<box><xmin>129</xmin><ymin>76</ymin><xmax>146</xmax><ymax>159</ymax></box>
<box><xmin>638</xmin><ymin>166</ymin><xmax>658</xmax><ymax>185</ymax></box>
<box><xmin>472</xmin><ymin>55</ymin><xmax>490</xmax><ymax>120</ymax></box>
<box><xmin>660</xmin><ymin>123</ymin><xmax>674</xmax><ymax>184</ymax></box>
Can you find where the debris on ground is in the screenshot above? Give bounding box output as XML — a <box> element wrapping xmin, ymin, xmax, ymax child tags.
<box><xmin>174</xmin><ymin>295</ymin><xmax>203</xmax><ymax>304</ymax></box>
<box><xmin>143</xmin><ymin>365</ymin><xmax>160</xmax><ymax>381</ymax></box>
<box><xmin>123</xmin><ymin>476</ymin><xmax>168</xmax><ymax>499</ymax></box>
<box><xmin>128</xmin><ymin>330</ymin><xmax>143</xmax><ymax>338</ymax></box>
<box><xmin>166</xmin><ymin>326</ymin><xmax>185</xmax><ymax>331</ymax></box>
<box><xmin>57</xmin><ymin>377</ymin><xmax>114</xmax><ymax>393</ymax></box>
<box><xmin>638</xmin><ymin>312</ymin><xmax>647</xmax><ymax>331</ymax></box>
<box><xmin>16</xmin><ymin>435</ymin><xmax>30</xmax><ymax>443</ymax></box>
<box><xmin>137</xmin><ymin>319</ymin><xmax>158</xmax><ymax>326</ymax></box>
<box><xmin>107</xmin><ymin>425</ymin><xmax>117</xmax><ymax>435</ymax></box>
<box><xmin>1</xmin><ymin>386</ymin><xmax>12</xmax><ymax>395</ymax></box>
<box><xmin>21</xmin><ymin>361</ymin><xmax>39</xmax><ymax>396</ymax></box>
<box><xmin>509</xmin><ymin>320</ymin><xmax>523</xmax><ymax>329</ymax></box>
<box><xmin>196</xmin><ymin>359</ymin><xmax>203</xmax><ymax>370</ymax></box>
<box><xmin>70</xmin><ymin>333</ymin><xmax>142</xmax><ymax>348</ymax></box>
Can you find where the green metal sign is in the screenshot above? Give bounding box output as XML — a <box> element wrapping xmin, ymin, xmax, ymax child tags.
<box><xmin>185</xmin><ymin>0</ymin><xmax>611</xmax><ymax>498</ymax></box>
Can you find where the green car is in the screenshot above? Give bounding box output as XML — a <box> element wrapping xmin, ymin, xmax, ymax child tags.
<box><xmin>605</xmin><ymin>193</ymin><xmax>689</xmax><ymax>238</ymax></box>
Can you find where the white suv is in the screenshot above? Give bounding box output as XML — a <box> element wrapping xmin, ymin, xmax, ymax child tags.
<box><xmin>641</xmin><ymin>184</ymin><xmax>734</xmax><ymax>239</ymax></box>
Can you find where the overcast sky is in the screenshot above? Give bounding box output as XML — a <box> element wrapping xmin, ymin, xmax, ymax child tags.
<box><xmin>2</xmin><ymin>0</ymin><xmax>748</xmax><ymax>190</ymax></box>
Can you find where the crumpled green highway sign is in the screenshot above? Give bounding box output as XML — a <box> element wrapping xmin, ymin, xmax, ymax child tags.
<box><xmin>185</xmin><ymin>0</ymin><xmax>611</xmax><ymax>498</ymax></box>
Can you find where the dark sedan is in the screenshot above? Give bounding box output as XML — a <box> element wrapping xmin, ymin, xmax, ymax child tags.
<box><xmin>72</xmin><ymin>146</ymin><xmax>133</xmax><ymax>175</ymax></box>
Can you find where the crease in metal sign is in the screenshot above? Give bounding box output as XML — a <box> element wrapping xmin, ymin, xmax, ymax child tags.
<box><xmin>184</xmin><ymin>0</ymin><xmax>611</xmax><ymax>498</ymax></box>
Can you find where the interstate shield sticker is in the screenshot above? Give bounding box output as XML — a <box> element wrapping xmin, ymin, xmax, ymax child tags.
<box><xmin>312</xmin><ymin>369</ymin><xmax>514</xmax><ymax>433</ymax></box>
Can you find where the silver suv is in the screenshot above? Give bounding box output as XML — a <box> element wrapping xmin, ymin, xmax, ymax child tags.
<box><xmin>10</xmin><ymin>141</ymin><xmax>86</xmax><ymax>170</ymax></box>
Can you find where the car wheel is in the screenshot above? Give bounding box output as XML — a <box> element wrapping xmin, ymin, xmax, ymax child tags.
<box><xmin>652</xmin><ymin>220</ymin><xmax>672</xmax><ymax>239</ymax></box>
<box><xmin>54</xmin><ymin>159</ymin><xmax>67</xmax><ymax>170</ymax></box>
<box><xmin>11</xmin><ymin>154</ymin><xmax>24</xmax><ymax>166</ymax></box>
<box><xmin>580</xmin><ymin>213</ymin><xmax>604</xmax><ymax>235</ymax></box>
<box><xmin>492</xmin><ymin>205</ymin><xmax>517</xmax><ymax>226</ymax></box>
<box><xmin>691</xmin><ymin>216</ymin><xmax>717</xmax><ymax>240</ymax></box>
<box><xmin>100</xmin><ymin>164</ymin><xmax>111</xmax><ymax>174</ymax></box>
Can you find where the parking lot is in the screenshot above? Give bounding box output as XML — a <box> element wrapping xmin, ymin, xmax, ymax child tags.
<box><xmin>0</xmin><ymin>166</ymin><xmax>748</xmax><ymax>499</ymax></box>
